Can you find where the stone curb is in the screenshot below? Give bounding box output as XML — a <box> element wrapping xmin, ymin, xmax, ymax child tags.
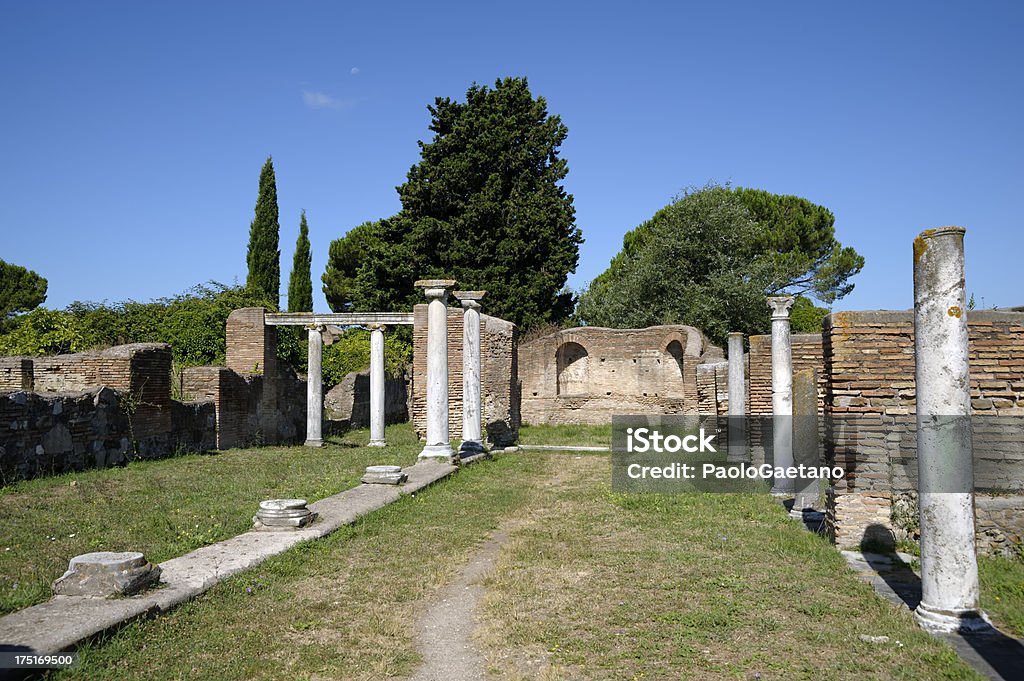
<box><xmin>517</xmin><ymin>444</ymin><xmax>610</xmax><ymax>452</ymax></box>
<box><xmin>0</xmin><ymin>459</ymin><xmax>459</xmax><ymax>654</ymax></box>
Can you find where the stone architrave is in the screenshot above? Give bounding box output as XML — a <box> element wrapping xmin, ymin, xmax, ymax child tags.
<box><xmin>305</xmin><ymin>325</ymin><xmax>325</xmax><ymax>447</ymax></box>
<box><xmin>912</xmin><ymin>226</ymin><xmax>992</xmax><ymax>634</ymax></box>
<box><xmin>454</xmin><ymin>291</ymin><xmax>487</xmax><ymax>457</ymax></box>
<box><xmin>768</xmin><ymin>296</ymin><xmax>795</xmax><ymax>494</ymax></box>
<box><xmin>727</xmin><ymin>332</ymin><xmax>746</xmax><ymax>462</ymax></box>
<box><xmin>790</xmin><ymin>368</ymin><xmax>820</xmax><ymax>516</ymax></box>
<box><xmin>368</xmin><ymin>324</ymin><xmax>387</xmax><ymax>447</ymax></box>
<box><xmin>416</xmin><ymin>280</ymin><xmax>457</xmax><ymax>462</ymax></box>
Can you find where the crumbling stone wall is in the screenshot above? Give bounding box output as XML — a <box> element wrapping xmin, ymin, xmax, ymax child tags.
<box><xmin>518</xmin><ymin>325</ymin><xmax>722</xmax><ymax>425</ymax></box>
<box><xmin>822</xmin><ymin>310</ymin><xmax>1024</xmax><ymax>555</ymax></box>
<box><xmin>325</xmin><ymin>369</ymin><xmax>408</xmax><ymax>428</ymax></box>
<box><xmin>411</xmin><ymin>306</ymin><xmax>519</xmax><ymax>446</ymax></box>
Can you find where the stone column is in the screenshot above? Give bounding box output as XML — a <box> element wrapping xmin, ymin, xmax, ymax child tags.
<box><xmin>727</xmin><ymin>332</ymin><xmax>746</xmax><ymax>462</ymax></box>
<box><xmin>305</xmin><ymin>325</ymin><xmax>324</xmax><ymax>448</ymax></box>
<box><xmin>368</xmin><ymin>324</ymin><xmax>387</xmax><ymax>447</ymax></box>
<box><xmin>790</xmin><ymin>368</ymin><xmax>820</xmax><ymax>516</ymax></box>
<box><xmin>455</xmin><ymin>291</ymin><xmax>487</xmax><ymax>457</ymax></box>
<box><xmin>416</xmin><ymin>279</ymin><xmax>457</xmax><ymax>462</ymax></box>
<box><xmin>768</xmin><ymin>296</ymin><xmax>794</xmax><ymax>494</ymax></box>
<box><xmin>912</xmin><ymin>226</ymin><xmax>991</xmax><ymax>633</ymax></box>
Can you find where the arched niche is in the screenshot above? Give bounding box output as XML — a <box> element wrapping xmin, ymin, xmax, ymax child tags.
<box><xmin>556</xmin><ymin>341</ymin><xmax>589</xmax><ymax>396</ymax></box>
<box><xmin>665</xmin><ymin>339</ymin><xmax>685</xmax><ymax>378</ymax></box>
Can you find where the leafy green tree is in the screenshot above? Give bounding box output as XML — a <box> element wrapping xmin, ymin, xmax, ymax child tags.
<box><xmin>246</xmin><ymin>156</ymin><xmax>281</xmax><ymax>304</ymax></box>
<box><xmin>575</xmin><ymin>185</ymin><xmax>862</xmax><ymax>345</ymax></box>
<box><xmin>789</xmin><ymin>295</ymin><xmax>830</xmax><ymax>333</ymax></box>
<box><xmin>322</xmin><ymin>220</ymin><xmax>382</xmax><ymax>312</ymax></box>
<box><xmin>0</xmin><ymin>259</ymin><xmax>47</xmax><ymax>323</ymax></box>
<box><xmin>322</xmin><ymin>329</ymin><xmax>412</xmax><ymax>390</ymax></box>
<box><xmin>287</xmin><ymin>210</ymin><xmax>313</xmax><ymax>312</ymax></box>
<box><xmin>576</xmin><ymin>186</ymin><xmax>774</xmax><ymax>344</ymax></box>
<box><xmin>731</xmin><ymin>188</ymin><xmax>863</xmax><ymax>303</ymax></box>
<box><xmin>323</xmin><ymin>77</ymin><xmax>583</xmax><ymax>328</ymax></box>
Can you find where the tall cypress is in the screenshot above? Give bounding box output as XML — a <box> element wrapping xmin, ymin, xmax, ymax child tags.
<box><xmin>287</xmin><ymin>210</ymin><xmax>313</xmax><ymax>312</ymax></box>
<box><xmin>246</xmin><ymin>156</ymin><xmax>281</xmax><ymax>304</ymax></box>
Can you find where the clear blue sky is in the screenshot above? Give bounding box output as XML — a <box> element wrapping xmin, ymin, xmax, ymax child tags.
<box><xmin>2</xmin><ymin>1</ymin><xmax>1021</xmax><ymax>314</ymax></box>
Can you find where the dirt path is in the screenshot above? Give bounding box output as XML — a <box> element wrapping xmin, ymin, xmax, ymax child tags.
<box><xmin>407</xmin><ymin>528</ymin><xmax>510</xmax><ymax>681</ymax></box>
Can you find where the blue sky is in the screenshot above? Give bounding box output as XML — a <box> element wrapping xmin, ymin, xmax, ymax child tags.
<box><xmin>2</xmin><ymin>1</ymin><xmax>1021</xmax><ymax>314</ymax></box>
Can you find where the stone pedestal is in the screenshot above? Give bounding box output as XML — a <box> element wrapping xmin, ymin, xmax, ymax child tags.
<box><xmin>368</xmin><ymin>324</ymin><xmax>387</xmax><ymax>447</ymax></box>
<box><xmin>305</xmin><ymin>326</ymin><xmax>325</xmax><ymax>448</ymax></box>
<box><xmin>768</xmin><ymin>296</ymin><xmax>795</xmax><ymax>495</ymax></box>
<box><xmin>455</xmin><ymin>291</ymin><xmax>487</xmax><ymax>457</ymax></box>
<box><xmin>416</xmin><ymin>280</ymin><xmax>457</xmax><ymax>462</ymax></box>
<box><xmin>727</xmin><ymin>332</ymin><xmax>746</xmax><ymax>463</ymax></box>
<box><xmin>253</xmin><ymin>498</ymin><xmax>316</xmax><ymax>530</ymax></box>
<box><xmin>912</xmin><ymin>226</ymin><xmax>992</xmax><ymax>634</ymax></box>
<box><xmin>361</xmin><ymin>465</ymin><xmax>408</xmax><ymax>485</ymax></box>
<box><xmin>52</xmin><ymin>551</ymin><xmax>161</xmax><ymax>597</ymax></box>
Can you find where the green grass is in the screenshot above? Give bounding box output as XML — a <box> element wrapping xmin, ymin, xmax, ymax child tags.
<box><xmin>979</xmin><ymin>554</ymin><xmax>1024</xmax><ymax>637</ymax></box>
<box><xmin>0</xmin><ymin>423</ymin><xmax>419</xmax><ymax>615</ymax></box>
<box><xmin>51</xmin><ymin>450</ymin><xmax>545</xmax><ymax>680</ymax></box>
<box><xmin>519</xmin><ymin>422</ymin><xmax>611</xmax><ymax>447</ymax></box>
<box><xmin>478</xmin><ymin>453</ymin><xmax>982</xmax><ymax>680</ymax></box>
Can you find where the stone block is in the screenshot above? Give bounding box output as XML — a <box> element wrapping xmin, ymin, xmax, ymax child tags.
<box><xmin>52</xmin><ymin>551</ymin><xmax>160</xmax><ymax>597</ymax></box>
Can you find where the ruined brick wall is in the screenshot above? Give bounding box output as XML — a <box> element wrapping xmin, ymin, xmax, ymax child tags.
<box><xmin>823</xmin><ymin>310</ymin><xmax>1024</xmax><ymax>554</ymax></box>
<box><xmin>0</xmin><ymin>358</ymin><xmax>33</xmax><ymax>391</ymax></box>
<box><xmin>696</xmin><ymin>362</ymin><xmax>729</xmax><ymax>414</ymax></box>
<box><xmin>0</xmin><ymin>387</ymin><xmax>133</xmax><ymax>481</ymax></box>
<box><xmin>411</xmin><ymin>306</ymin><xmax>519</xmax><ymax>446</ymax></box>
<box><xmin>747</xmin><ymin>333</ymin><xmax>825</xmax><ymax>416</ymax></box>
<box><xmin>518</xmin><ymin>325</ymin><xmax>720</xmax><ymax>425</ymax></box>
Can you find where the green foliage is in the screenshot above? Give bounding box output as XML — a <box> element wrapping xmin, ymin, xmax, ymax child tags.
<box><xmin>246</xmin><ymin>156</ymin><xmax>281</xmax><ymax>304</ymax></box>
<box><xmin>321</xmin><ymin>328</ymin><xmax>412</xmax><ymax>390</ymax></box>
<box><xmin>0</xmin><ymin>259</ymin><xmax>48</xmax><ymax>331</ymax></box>
<box><xmin>732</xmin><ymin>188</ymin><xmax>864</xmax><ymax>303</ymax></box>
<box><xmin>322</xmin><ymin>77</ymin><xmax>582</xmax><ymax>328</ymax></box>
<box><xmin>789</xmin><ymin>295</ymin><xmax>830</xmax><ymax>333</ymax></box>
<box><xmin>287</xmin><ymin>210</ymin><xmax>313</xmax><ymax>313</ymax></box>
<box><xmin>0</xmin><ymin>307</ymin><xmax>86</xmax><ymax>355</ymax></box>
<box><xmin>0</xmin><ymin>283</ymin><xmax>275</xmax><ymax>367</ymax></box>
<box><xmin>576</xmin><ymin>185</ymin><xmax>862</xmax><ymax>346</ymax></box>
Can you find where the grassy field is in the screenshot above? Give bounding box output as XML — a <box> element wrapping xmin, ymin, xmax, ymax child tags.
<box><xmin>979</xmin><ymin>553</ymin><xmax>1024</xmax><ymax>637</ymax></box>
<box><xmin>42</xmin><ymin>448</ymin><xmax>987</xmax><ymax>680</ymax></box>
<box><xmin>0</xmin><ymin>424</ymin><xmax>419</xmax><ymax>615</ymax></box>
<box><xmin>519</xmin><ymin>423</ymin><xmax>611</xmax><ymax>447</ymax></box>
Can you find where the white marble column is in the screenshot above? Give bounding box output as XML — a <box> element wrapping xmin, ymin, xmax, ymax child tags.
<box><xmin>455</xmin><ymin>291</ymin><xmax>487</xmax><ymax>457</ymax></box>
<box><xmin>304</xmin><ymin>325</ymin><xmax>324</xmax><ymax>448</ymax></box>
<box><xmin>912</xmin><ymin>227</ymin><xmax>991</xmax><ymax>634</ymax></box>
<box><xmin>368</xmin><ymin>324</ymin><xmax>386</xmax><ymax>447</ymax></box>
<box><xmin>768</xmin><ymin>296</ymin><xmax>794</xmax><ymax>494</ymax></box>
<box><xmin>727</xmin><ymin>332</ymin><xmax>746</xmax><ymax>462</ymax></box>
<box><xmin>416</xmin><ymin>279</ymin><xmax>456</xmax><ymax>462</ymax></box>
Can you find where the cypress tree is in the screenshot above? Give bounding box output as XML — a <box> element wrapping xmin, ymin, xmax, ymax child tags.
<box><xmin>287</xmin><ymin>210</ymin><xmax>313</xmax><ymax>312</ymax></box>
<box><xmin>246</xmin><ymin>156</ymin><xmax>281</xmax><ymax>304</ymax></box>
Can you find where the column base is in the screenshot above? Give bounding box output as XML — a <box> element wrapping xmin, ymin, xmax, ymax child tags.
<box><xmin>304</xmin><ymin>439</ymin><xmax>324</xmax><ymax>448</ymax></box>
<box><xmin>914</xmin><ymin>602</ymin><xmax>995</xmax><ymax>634</ymax></box>
<box><xmin>368</xmin><ymin>439</ymin><xmax>387</xmax><ymax>448</ymax></box>
<box><xmin>418</xmin><ymin>443</ymin><xmax>454</xmax><ymax>462</ymax></box>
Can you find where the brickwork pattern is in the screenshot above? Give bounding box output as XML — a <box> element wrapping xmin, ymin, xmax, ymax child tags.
<box><xmin>519</xmin><ymin>325</ymin><xmax>721</xmax><ymax>425</ymax></box>
<box><xmin>411</xmin><ymin>306</ymin><xmax>519</xmax><ymax>446</ymax></box>
<box><xmin>823</xmin><ymin>310</ymin><xmax>1024</xmax><ymax>552</ymax></box>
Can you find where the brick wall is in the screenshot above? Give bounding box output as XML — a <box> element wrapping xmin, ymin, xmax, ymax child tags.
<box><xmin>823</xmin><ymin>310</ymin><xmax>1024</xmax><ymax>553</ymax></box>
<box><xmin>411</xmin><ymin>305</ymin><xmax>519</xmax><ymax>446</ymax></box>
<box><xmin>747</xmin><ymin>333</ymin><xmax>825</xmax><ymax>416</ymax></box>
<box><xmin>518</xmin><ymin>325</ymin><xmax>721</xmax><ymax>425</ymax></box>
<box><xmin>0</xmin><ymin>358</ymin><xmax>33</xmax><ymax>391</ymax></box>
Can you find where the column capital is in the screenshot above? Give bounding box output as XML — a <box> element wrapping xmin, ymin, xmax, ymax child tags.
<box><xmin>767</xmin><ymin>296</ymin><xmax>795</xmax><ymax>320</ymax></box>
<box><xmin>454</xmin><ymin>290</ymin><xmax>486</xmax><ymax>310</ymax></box>
<box><xmin>415</xmin><ymin>279</ymin><xmax>457</xmax><ymax>302</ymax></box>
<box><xmin>367</xmin><ymin>323</ymin><xmax>387</xmax><ymax>332</ymax></box>
<box><xmin>728</xmin><ymin>331</ymin><xmax>744</xmax><ymax>339</ymax></box>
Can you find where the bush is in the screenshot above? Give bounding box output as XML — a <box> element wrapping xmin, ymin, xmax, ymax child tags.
<box><xmin>321</xmin><ymin>328</ymin><xmax>412</xmax><ymax>390</ymax></box>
